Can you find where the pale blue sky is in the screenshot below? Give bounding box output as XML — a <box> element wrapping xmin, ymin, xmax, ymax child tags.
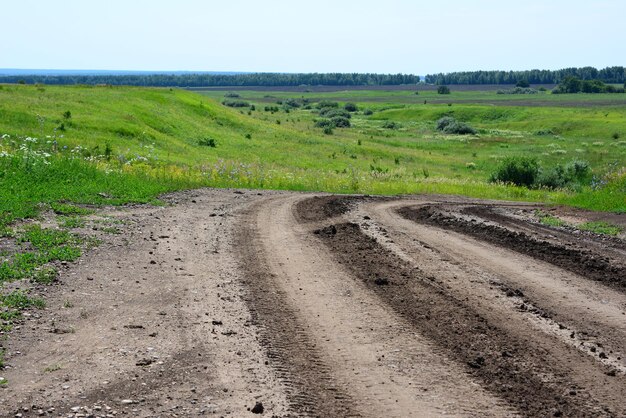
<box><xmin>2</xmin><ymin>0</ymin><xmax>624</xmax><ymax>74</ymax></box>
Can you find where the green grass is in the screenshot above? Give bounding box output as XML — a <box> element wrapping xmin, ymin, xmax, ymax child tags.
<box><xmin>59</xmin><ymin>216</ymin><xmax>87</xmax><ymax>229</ymax></box>
<box><xmin>0</xmin><ymin>226</ymin><xmax>86</xmax><ymax>284</ymax></box>
<box><xmin>536</xmin><ymin>211</ymin><xmax>567</xmax><ymax>227</ymax></box>
<box><xmin>578</xmin><ymin>221</ymin><xmax>623</xmax><ymax>236</ymax></box>
<box><xmin>50</xmin><ymin>203</ymin><xmax>95</xmax><ymax>216</ymax></box>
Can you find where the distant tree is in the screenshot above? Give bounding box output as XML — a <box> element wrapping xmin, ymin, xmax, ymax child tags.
<box><xmin>559</xmin><ymin>76</ymin><xmax>582</xmax><ymax>93</ymax></box>
<box><xmin>516</xmin><ymin>79</ymin><xmax>530</xmax><ymax>88</ymax></box>
<box><xmin>437</xmin><ymin>85</ymin><xmax>451</xmax><ymax>94</ymax></box>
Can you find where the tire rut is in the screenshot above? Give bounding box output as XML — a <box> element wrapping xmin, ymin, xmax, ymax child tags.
<box><xmin>399</xmin><ymin>205</ymin><xmax>626</xmax><ymax>291</ymax></box>
<box><xmin>237</xmin><ymin>203</ymin><xmax>360</xmax><ymax>417</ymax></box>
<box><xmin>312</xmin><ymin>220</ymin><xmax>621</xmax><ymax>417</ymax></box>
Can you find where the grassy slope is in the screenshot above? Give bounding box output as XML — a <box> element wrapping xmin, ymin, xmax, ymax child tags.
<box><xmin>1</xmin><ymin>84</ymin><xmax>624</xmax><ymax>218</ymax></box>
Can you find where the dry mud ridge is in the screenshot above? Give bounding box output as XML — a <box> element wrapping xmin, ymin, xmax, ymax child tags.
<box><xmin>1</xmin><ymin>189</ymin><xmax>626</xmax><ymax>417</ymax></box>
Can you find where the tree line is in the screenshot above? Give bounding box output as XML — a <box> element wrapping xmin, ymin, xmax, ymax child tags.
<box><xmin>0</xmin><ymin>72</ymin><xmax>420</xmax><ymax>87</ymax></box>
<box><xmin>425</xmin><ymin>66</ymin><xmax>626</xmax><ymax>85</ymax></box>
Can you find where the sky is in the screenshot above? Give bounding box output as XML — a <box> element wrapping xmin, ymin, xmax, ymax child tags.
<box><xmin>2</xmin><ymin>0</ymin><xmax>625</xmax><ymax>75</ymax></box>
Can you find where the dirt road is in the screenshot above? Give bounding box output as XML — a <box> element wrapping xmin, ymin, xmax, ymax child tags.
<box><xmin>1</xmin><ymin>190</ymin><xmax>625</xmax><ymax>417</ymax></box>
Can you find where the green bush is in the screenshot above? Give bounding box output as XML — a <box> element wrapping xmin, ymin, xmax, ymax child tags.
<box><xmin>198</xmin><ymin>138</ymin><xmax>216</xmax><ymax>147</ymax></box>
<box><xmin>436</xmin><ymin>116</ymin><xmax>476</xmax><ymax>135</ymax></box>
<box><xmin>444</xmin><ymin>121</ymin><xmax>476</xmax><ymax>135</ymax></box>
<box><xmin>284</xmin><ymin>98</ymin><xmax>301</xmax><ymax>108</ymax></box>
<box><xmin>437</xmin><ymin>85</ymin><xmax>451</xmax><ymax>94</ymax></box>
<box><xmin>316</xmin><ymin>101</ymin><xmax>338</xmax><ymax>109</ymax></box>
<box><xmin>344</xmin><ymin>102</ymin><xmax>358</xmax><ymax>112</ymax></box>
<box><xmin>314</xmin><ymin>119</ymin><xmax>334</xmax><ymax>128</ymax></box>
<box><xmin>330</xmin><ymin>116</ymin><xmax>351</xmax><ymax>128</ymax></box>
<box><xmin>320</xmin><ymin>108</ymin><xmax>351</xmax><ymax>119</ymax></box>
<box><xmin>436</xmin><ymin>116</ymin><xmax>456</xmax><ymax>131</ymax></box>
<box><xmin>382</xmin><ymin>121</ymin><xmax>401</xmax><ymax>129</ymax></box>
<box><xmin>222</xmin><ymin>100</ymin><xmax>249</xmax><ymax>108</ymax></box>
<box><xmin>489</xmin><ymin>156</ymin><xmax>539</xmax><ymax>187</ymax></box>
<box><xmin>363</xmin><ymin>108</ymin><xmax>373</xmax><ymax>115</ymax></box>
<box><xmin>536</xmin><ymin>159</ymin><xmax>591</xmax><ymax>189</ymax></box>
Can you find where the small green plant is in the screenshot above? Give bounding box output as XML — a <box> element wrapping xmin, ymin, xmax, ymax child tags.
<box><xmin>62</xmin><ymin>110</ymin><xmax>72</xmax><ymax>120</ymax></box>
<box><xmin>100</xmin><ymin>226</ymin><xmax>121</xmax><ymax>234</ymax></box>
<box><xmin>63</xmin><ymin>300</ymin><xmax>74</xmax><ymax>308</ymax></box>
<box><xmin>60</xmin><ymin>216</ymin><xmax>86</xmax><ymax>229</ymax></box>
<box><xmin>363</xmin><ymin>108</ymin><xmax>373</xmax><ymax>116</ymax></box>
<box><xmin>44</xmin><ymin>364</ymin><xmax>62</xmax><ymax>373</ymax></box>
<box><xmin>437</xmin><ymin>85</ymin><xmax>451</xmax><ymax>94</ymax></box>
<box><xmin>32</xmin><ymin>267</ymin><xmax>58</xmax><ymax>284</ymax></box>
<box><xmin>323</xmin><ymin>126</ymin><xmax>334</xmax><ymax>135</ymax></box>
<box><xmin>535</xmin><ymin>210</ymin><xmax>567</xmax><ymax>227</ymax></box>
<box><xmin>577</xmin><ymin>221</ymin><xmax>622</xmax><ymax>236</ymax></box>
<box><xmin>1</xmin><ymin>290</ymin><xmax>45</xmax><ymax>309</ymax></box>
<box><xmin>197</xmin><ymin>138</ymin><xmax>216</xmax><ymax>147</ymax></box>
<box><xmin>244</xmin><ymin>133</ymin><xmax>252</xmax><ymax>140</ymax></box>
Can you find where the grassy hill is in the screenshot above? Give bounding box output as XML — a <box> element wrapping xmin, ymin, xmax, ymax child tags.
<box><xmin>0</xmin><ymin>84</ymin><xmax>624</xmax><ymax>230</ymax></box>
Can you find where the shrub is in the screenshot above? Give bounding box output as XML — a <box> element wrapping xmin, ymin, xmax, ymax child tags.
<box><xmin>436</xmin><ymin>116</ymin><xmax>455</xmax><ymax>131</ymax></box>
<box><xmin>314</xmin><ymin>119</ymin><xmax>334</xmax><ymax>128</ymax></box>
<box><xmin>330</xmin><ymin>116</ymin><xmax>351</xmax><ymax>128</ymax></box>
<box><xmin>224</xmin><ymin>92</ymin><xmax>240</xmax><ymax>98</ymax></box>
<box><xmin>382</xmin><ymin>121</ymin><xmax>400</xmax><ymax>129</ymax></box>
<box><xmin>284</xmin><ymin>98</ymin><xmax>301</xmax><ymax>108</ymax></box>
<box><xmin>536</xmin><ymin>165</ymin><xmax>570</xmax><ymax>189</ymax></box>
<box><xmin>317</xmin><ymin>101</ymin><xmax>338</xmax><ymax>109</ymax></box>
<box><xmin>344</xmin><ymin>102</ymin><xmax>358</xmax><ymax>112</ymax></box>
<box><xmin>443</xmin><ymin>121</ymin><xmax>476</xmax><ymax>135</ymax></box>
<box><xmin>320</xmin><ymin>108</ymin><xmax>351</xmax><ymax>119</ymax></box>
<box><xmin>437</xmin><ymin>85</ymin><xmax>451</xmax><ymax>94</ymax></box>
<box><xmin>198</xmin><ymin>138</ymin><xmax>216</xmax><ymax>147</ymax></box>
<box><xmin>363</xmin><ymin>108</ymin><xmax>373</xmax><ymax>115</ymax></box>
<box><xmin>489</xmin><ymin>156</ymin><xmax>539</xmax><ymax>187</ymax></box>
<box><xmin>436</xmin><ymin>116</ymin><xmax>475</xmax><ymax>135</ymax></box>
<box><xmin>516</xmin><ymin>79</ymin><xmax>530</xmax><ymax>88</ymax></box>
<box><xmin>497</xmin><ymin>87</ymin><xmax>538</xmax><ymax>95</ymax></box>
<box><xmin>323</xmin><ymin>126</ymin><xmax>334</xmax><ymax>135</ymax></box>
<box><xmin>222</xmin><ymin>100</ymin><xmax>249</xmax><ymax>108</ymax></box>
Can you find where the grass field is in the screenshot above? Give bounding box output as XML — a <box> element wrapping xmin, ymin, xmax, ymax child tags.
<box><xmin>0</xmin><ymin>83</ymin><xmax>625</xmax><ymax>228</ymax></box>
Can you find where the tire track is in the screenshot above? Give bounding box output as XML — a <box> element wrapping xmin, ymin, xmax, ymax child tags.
<box><xmin>313</xmin><ymin>220</ymin><xmax>620</xmax><ymax>416</ymax></box>
<box><xmin>399</xmin><ymin>204</ymin><xmax>626</xmax><ymax>290</ymax></box>
<box><xmin>238</xmin><ymin>195</ymin><xmax>513</xmax><ymax>417</ymax></box>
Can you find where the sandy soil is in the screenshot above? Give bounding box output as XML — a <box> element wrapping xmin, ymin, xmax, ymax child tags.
<box><xmin>1</xmin><ymin>190</ymin><xmax>625</xmax><ymax>417</ymax></box>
